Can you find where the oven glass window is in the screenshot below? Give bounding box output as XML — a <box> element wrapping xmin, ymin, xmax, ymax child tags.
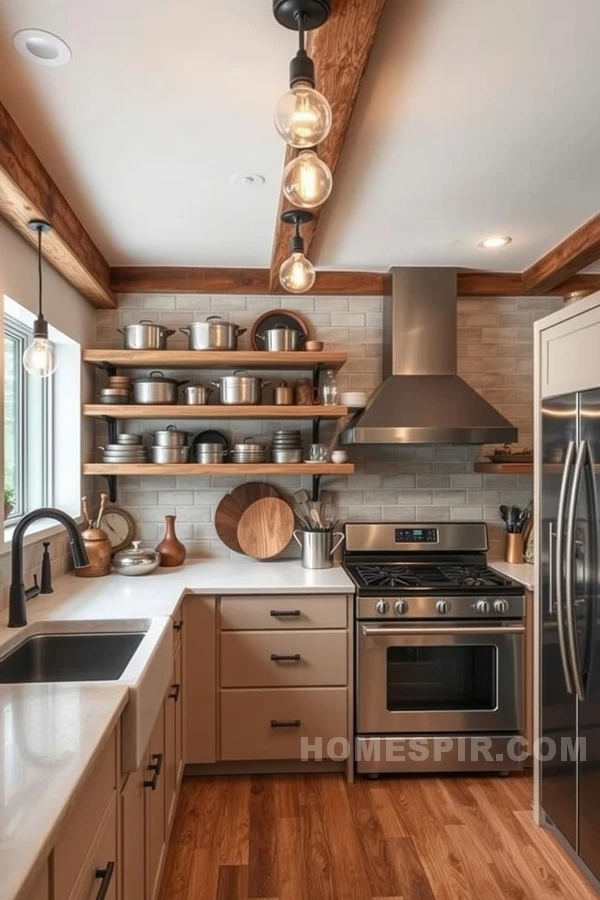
<box><xmin>386</xmin><ymin>645</ymin><xmax>497</xmax><ymax>711</ymax></box>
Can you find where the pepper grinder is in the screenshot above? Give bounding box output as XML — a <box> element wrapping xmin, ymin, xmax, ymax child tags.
<box><xmin>40</xmin><ymin>542</ymin><xmax>53</xmax><ymax>594</ymax></box>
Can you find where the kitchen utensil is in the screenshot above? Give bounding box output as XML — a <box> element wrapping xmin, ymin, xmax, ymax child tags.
<box><xmin>117</xmin><ymin>433</ymin><xmax>142</xmax><ymax>445</ymax></box>
<box><xmin>96</xmin><ymin>492</ymin><xmax>108</xmax><ymax>529</ymax></box>
<box><xmin>294</xmin><ymin>378</ymin><xmax>319</xmax><ymax>406</ymax></box>
<box><xmin>274</xmin><ymin>382</ymin><xmax>294</xmax><ymax>405</ymax></box>
<box><xmin>257</xmin><ymin>325</ymin><xmax>305</xmax><ymax>352</ymax></box>
<box><xmin>237</xmin><ymin>497</ymin><xmax>295</xmax><ymax>559</ymax></box>
<box><xmin>156</xmin><ymin>515</ymin><xmax>187</xmax><ymax>566</ymax></box>
<box><xmin>505</xmin><ymin>532</ymin><xmax>525</xmax><ymax>564</ymax></box>
<box><xmin>76</xmin><ymin>527</ymin><xmax>112</xmax><ymax>578</ymax></box>
<box><xmin>293</xmin><ymin>529</ymin><xmax>345</xmax><ymax>569</ymax></box>
<box><xmin>81</xmin><ymin>496</ymin><xmax>92</xmax><ymax>528</ymax></box>
<box><xmin>250</xmin><ymin>309</ymin><xmax>310</xmax><ymax>351</ymax></box>
<box><xmin>331</xmin><ymin>450</ymin><xmax>348</xmax><ymax>464</ymax></box>
<box><xmin>210</xmin><ymin>371</ymin><xmax>271</xmax><ymax>405</ymax></box>
<box><xmin>340</xmin><ymin>391</ymin><xmax>368</xmax><ymax>408</ymax></box>
<box><xmin>214</xmin><ymin>493</ymin><xmax>247</xmax><ymax>554</ymax></box>
<box><xmin>179</xmin><ymin>316</ymin><xmax>247</xmax><ymax>351</ymax></box>
<box><xmin>304</xmin><ymin>340</ymin><xmax>324</xmax><ymax>352</ymax></box>
<box><xmin>132</xmin><ymin>371</ymin><xmax>188</xmax><ymax>405</ymax></box>
<box><xmin>113</xmin><ymin>541</ymin><xmax>161</xmax><ymax>576</ymax></box>
<box><xmin>192</xmin><ymin>429</ymin><xmax>230</xmax><ymax>451</ymax></box>
<box><xmin>152</xmin><ymin>425</ymin><xmax>190</xmax><ymax>447</ymax></box>
<box><xmin>309</xmin><ymin>443</ymin><xmax>329</xmax><ymax>462</ymax></box>
<box><xmin>231</xmin><ymin>436</ymin><xmax>270</xmax><ymax>463</ymax></box>
<box><xmin>195</xmin><ymin>444</ymin><xmax>228</xmax><ymax>464</ymax></box>
<box><xmin>117</xmin><ymin>320</ymin><xmax>175</xmax><ymax>350</ymax></box>
<box><xmin>499</xmin><ymin>504</ymin><xmax>509</xmax><ymax>525</ymax></box>
<box><xmin>272</xmin><ymin>449</ymin><xmax>302</xmax><ymax>463</ymax></box>
<box><xmin>230</xmin><ymin>482</ymin><xmax>280</xmax><ymax>511</ymax></box>
<box><xmin>99</xmin><ymin>389</ymin><xmax>130</xmax><ymax>405</ymax></box>
<box><xmin>150</xmin><ymin>446</ymin><xmax>190</xmax><ymax>464</ymax></box>
<box><xmin>182</xmin><ymin>384</ymin><xmax>212</xmax><ymax>405</ymax></box>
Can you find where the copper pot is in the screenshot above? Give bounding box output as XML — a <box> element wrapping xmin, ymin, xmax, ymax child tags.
<box><xmin>75</xmin><ymin>527</ymin><xmax>112</xmax><ymax>577</ymax></box>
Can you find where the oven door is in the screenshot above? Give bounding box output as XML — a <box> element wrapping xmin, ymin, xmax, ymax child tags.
<box><xmin>357</xmin><ymin>622</ymin><xmax>524</xmax><ymax>734</ymax></box>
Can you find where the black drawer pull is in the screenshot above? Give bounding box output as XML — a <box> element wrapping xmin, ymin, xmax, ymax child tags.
<box><xmin>270</xmin><ymin>719</ymin><xmax>301</xmax><ymax>728</ymax></box>
<box><xmin>169</xmin><ymin>683</ymin><xmax>181</xmax><ymax>701</ymax></box>
<box><xmin>95</xmin><ymin>861</ymin><xmax>115</xmax><ymax>900</ymax></box>
<box><xmin>270</xmin><ymin>653</ymin><xmax>301</xmax><ymax>662</ymax></box>
<box><xmin>270</xmin><ymin>609</ymin><xmax>301</xmax><ymax>617</ymax></box>
<box><xmin>144</xmin><ymin>752</ymin><xmax>163</xmax><ymax>790</ymax></box>
<box><xmin>173</xmin><ymin>619</ymin><xmax>183</xmax><ymax>632</ymax></box>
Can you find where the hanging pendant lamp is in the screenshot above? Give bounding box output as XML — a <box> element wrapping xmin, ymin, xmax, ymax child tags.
<box><xmin>23</xmin><ymin>220</ymin><xmax>57</xmax><ymax>378</ymax></box>
<box><xmin>279</xmin><ymin>210</ymin><xmax>316</xmax><ymax>294</ymax></box>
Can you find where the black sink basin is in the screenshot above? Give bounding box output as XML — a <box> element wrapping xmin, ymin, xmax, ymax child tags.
<box><xmin>0</xmin><ymin>632</ymin><xmax>145</xmax><ymax>683</ymax></box>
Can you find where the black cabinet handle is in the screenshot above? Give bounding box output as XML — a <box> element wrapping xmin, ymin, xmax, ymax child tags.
<box><xmin>270</xmin><ymin>719</ymin><xmax>301</xmax><ymax>728</ymax></box>
<box><xmin>270</xmin><ymin>653</ymin><xmax>301</xmax><ymax>662</ymax></box>
<box><xmin>173</xmin><ymin>619</ymin><xmax>183</xmax><ymax>632</ymax></box>
<box><xmin>95</xmin><ymin>861</ymin><xmax>115</xmax><ymax>900</ymax></box>
<box><xmin>169</xmin><ymin>683</ymin><xmax>181</xmax><ymax>701</ymax></box>
<box><xmin>270</xmin><ymin>609</ymin><xmax>301</xmax><ymax>617</ymax></box>
<box><xmin>143</xmin><ymin>753</ymin><xmax>163</xmax><ymax>790</ymax></box>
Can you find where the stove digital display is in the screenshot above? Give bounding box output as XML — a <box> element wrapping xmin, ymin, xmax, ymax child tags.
<box><xmin>395</xmin><ymin>528</ymin><xmax>438</xmax><ymax>543</ymax></box>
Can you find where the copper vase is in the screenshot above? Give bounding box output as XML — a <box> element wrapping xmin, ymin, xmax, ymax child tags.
<box><xmin>157</xmin><ymin>515</ymin><xmax>187</xmax><ymax>567</ymax></box>
<box><xmin>504</xmin><ymin>532</ymin><xmax>524</xmax><ymax>564</ymax></box>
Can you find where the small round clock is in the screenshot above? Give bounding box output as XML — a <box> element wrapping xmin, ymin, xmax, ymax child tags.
<box><xmin>101</xmin><ymin>506</ymin><xmax>136</xmax><ymax>552</ymax></box>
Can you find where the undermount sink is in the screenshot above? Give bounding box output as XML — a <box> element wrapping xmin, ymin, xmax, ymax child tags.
<box><xmin>0</xmin><ymin>632</ymin><xmax>146</xmax><ymax>683</ymax></box>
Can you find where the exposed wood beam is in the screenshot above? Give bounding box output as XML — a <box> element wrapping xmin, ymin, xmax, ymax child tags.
<box><xmin>110</xmin><ymin>266</ymin><xmax>386</xmax><ymax>296</ymax></box>
<box><xmin>0</xmin><ymin>102</ymin><xmax>115</xmax><ymax>309</ymax></box>
<box><xmin>457</xmin><ymin>270</ymin><xmax>600</xmax><ymax>298</ymax></box>
<box><xmin>522</xmin><ymin>212</ymin><xmax>600</xmax><ymax>295</ymax></box>
<box><xmin>268</xmin><ymin>0</ymin><xmax>387</xmax><ymax>292</ymax></box>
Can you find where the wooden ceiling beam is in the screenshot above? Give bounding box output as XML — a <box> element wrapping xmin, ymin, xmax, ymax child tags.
<box><xmin>457</xmin><ymin>270</ymin><xmax>600</xmax><ymax>298</ymax></box>
<box><xmin>0</xmin><ymin>102</ymin><xmax>115</xmax><ymax>309</ymax></box>
<box><xmin>521</xmin><ymin>212</ymin><xmax>600</xmax><ymax>295</ymax></box>
<box><xmin>268</xmin><ymin>0</ymin><xmax>387</xmax><ymax>292</ymax></box>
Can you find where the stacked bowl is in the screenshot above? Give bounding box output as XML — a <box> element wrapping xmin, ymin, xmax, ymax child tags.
<box><xmin>99</xmin><ymin>375</ymin><xmax>132</xmax><ymax>405</ymax></box>
<box><xmin>100</xmin><ymin>433</ymin><xmax>148</xmax><ymax>464</ymax></box>
<box><xmin>270</xmin><ymin>430</ymin><xmax>303</xmax><ymax>464</ymax></box>
<box><xmin>231</xmin><ymin>438</ymin><xmax>270</xmax><ymax>465</ymax></box>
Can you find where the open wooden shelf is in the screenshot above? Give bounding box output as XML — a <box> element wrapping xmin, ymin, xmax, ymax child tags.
<box><xmin>83</xmin><ymin>349</ymin><xmax>347</xmax><ymax>370</ymax></box>
<box><xmin>474</xmin><ymin>462</ymin><xmax>533</xmax><ymax>474</ymax></box>
<box><xmin>84</xmin><ymin>463</ymin><xmax>355</xmax><ymax>476</ymax></box>
<box><xmin>84</xmin><ymin>404</ymin><xmax>350</xmax><ymax>420</ymax></box>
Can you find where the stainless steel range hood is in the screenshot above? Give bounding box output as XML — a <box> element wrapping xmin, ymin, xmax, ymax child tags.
<box><xmin>342</xmin><ymin>267</ymin><xmax>518</xmax><ymax>445</ymax></box>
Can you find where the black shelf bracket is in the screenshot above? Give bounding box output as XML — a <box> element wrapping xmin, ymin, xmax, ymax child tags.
<box><xmin>101</xmin><ymin>415</ymin><xmax>118</xmax><ymax>445</ymax></box>
<box><xmin>98</xmin><ymin>361</ymin><xmax>118</xmax><ymax>377</ymax></box>
<box><xmin>311</xmin><ymin>474</ymin><xmax>322</xmax><ymax>502</ymax></box>
<box><xmin>311</xmin><ymin>364</ymin><xmax>324</xmax><ymax>501</ymax></box>
<box><xmin>103</xmin><ymin>475</ymin><xmax>117</xmax><ymax>503</ymax></box>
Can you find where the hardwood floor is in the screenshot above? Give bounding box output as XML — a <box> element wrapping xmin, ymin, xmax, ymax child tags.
<box><xmin>158</xmin><ymin>773</ymin><xmax>600</xmax><ymax>899</ymax></box>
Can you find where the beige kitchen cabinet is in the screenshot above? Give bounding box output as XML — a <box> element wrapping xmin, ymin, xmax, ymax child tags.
<box><xmin>20</xmin><ymin>862</ymin><xmax>49</xmax><ymax>900</ymax></box>
<box><xmin>146</xmin><ymin>704</ymin><xmax>167</xmax><ymax>900</ymax></box>
<box><xmin>120</xmin><ymin>751</ymin><xmax>148</xmax><ymax>900</ymax></box>
<box><xmin>67</xmin><ymin>795</ymin><xmax>118</xmax><ymax>900</ymax></box>
<box><xmin>165</xmin><ymin>642</ymin><xmax>183</xmax><ymax>833</ymax></box>
<box><xmin>220</xmin><ymin>594</ymin><xmax>347</xmax><ymax>630</ymax></box>
<box><xmin>174</xmin><ymin>640</ymin><xmax>184</xmax><ymax>785</ymax></box>
<box><xmin>540</xmin><ymin>300</ymin><xmax>600</xmax><ymax>398</ymax></box>
<box><xmin>184</xmin><ymin>596</ymin><xmax>217</xmax><ymax>763</ymax></box>
<box><xmin>221</xmin><ymin>629</ymin><xmax>347</xmax><ymax>688</ymax></box>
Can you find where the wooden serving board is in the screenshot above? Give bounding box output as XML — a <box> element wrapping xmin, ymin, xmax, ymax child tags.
<box><xmin>237</xmin><ymin>497</ymin><xmax>295</xmax><ymax>560</ymax></box>
<box><xmin>214</xmin><ymin>493</ymin><xmax>247</xmax><ymax>555</ymax></box>
<box><xmin>230</xmin><ymin>482</ymin><xmax>280</xmax><ymax>511</ymax></box>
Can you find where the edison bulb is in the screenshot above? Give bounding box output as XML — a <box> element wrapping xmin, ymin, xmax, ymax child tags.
<box><xmin>279</xmin><ymin>252</ymin><xmax>316</xmax><ymax>294</ymax></box>
<box><xmin>274</xmin><ymin>82</ymin><xmax>332</xmax><ymax>148</ymax></box>
<box><xmin>23</xmin><ymin>337</ymin><xmax>56</xmax><ymax>377</ymax></box>
<box><xmin>282</xmin><ymin>150</ymin><xmax>333</xmax><ymax>208</ymax></box>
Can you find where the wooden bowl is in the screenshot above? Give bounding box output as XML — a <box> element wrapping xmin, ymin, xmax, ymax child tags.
<box><xmin>304</xmin><ymin>340</ymin><xmax>324</xmax><ymax>351</ymax></box>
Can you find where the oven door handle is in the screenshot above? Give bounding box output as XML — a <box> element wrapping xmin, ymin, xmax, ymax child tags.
<box><xmin>360</xmin><ymin>625</ymin><xmax>525</xmax><ymax>637</ymax></box>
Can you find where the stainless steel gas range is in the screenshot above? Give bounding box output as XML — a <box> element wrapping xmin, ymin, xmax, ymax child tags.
<box><xmin>344</xmin><ymin>522</ymin><xmax>526</xmax><ymax>775</ymax></box>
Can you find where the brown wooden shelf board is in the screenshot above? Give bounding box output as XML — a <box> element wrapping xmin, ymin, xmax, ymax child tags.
<box><xmin>83</xmin><ymin>349</ymin><xmax>347</xmax><ymax>371</ymax></box>
<box><xmin>474</xmin><ymin>462</ymin><xmax>533</xmax><ymax>474</ymax></box>
<box><xmin>84</xmin><ymin>463</ymin><xmax>355</xmax><ymax>476</ymax></box>
<box><xmin>84</xmin><ymin>404</ymin><xmax>350</xmax><ymax>420</ymax></box>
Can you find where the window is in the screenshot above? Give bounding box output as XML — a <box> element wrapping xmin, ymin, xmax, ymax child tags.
<box><xmin>4</xmin><ymin>315</ymin><xmax>54</xmax><ymax>523</ymax></box>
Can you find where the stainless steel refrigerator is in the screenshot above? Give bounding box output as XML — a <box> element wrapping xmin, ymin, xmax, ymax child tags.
<box><xmin>541</xmin><ymin>388</ymin><xmax>600</xmax><ymax>879</ymax></box>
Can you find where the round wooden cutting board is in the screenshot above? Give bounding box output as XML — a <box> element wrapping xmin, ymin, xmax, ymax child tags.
<box><xmin>237</xmin><ymin>497</ymin><xmax>295</xmax><ymax>560</ymax></box>
<box><xmin>230</xmin><ymin>482</ymin><xmax>280</xmax><ymax>510</ymax></box>
<box><xmin>214</xmin><ymin>492</ymin><xmax>247</xmax><ymax>554</ymax></box>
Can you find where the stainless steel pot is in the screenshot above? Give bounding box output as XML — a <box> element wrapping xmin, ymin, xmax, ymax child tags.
<box><xmin>179</xmin><ymin>316</ymin><xmax>247</xmax><ymax>351</ymax></box>
<box><xmin>257</xmin><ymin>325</ymin><xmax>305</xmax><ymax>352</ymax></box>
<box><xmin>132</xmin><ymin>371</ymin><xmax>188</xmax><ymax>405</ymax></box>
<box><xmin>113</xmin><ymin>541</ymin><xmax>161</xmax><ymax>576</ymax></box>
<box><xmin>195</xmin><ymin>444</ymin><xmax>228</xmax><ymax>464</ymax></box>
<box><xmin>150</xmin><ymin>446</ymin><xmax>190</xmax><ymax>464</ymax></box>
<box><xmin>210</xmin><ymin>370</ymin><xmax>271</xmax><ymax>405</ymax></box>
<box><xmin>152</xmin><ymin>425</ymin><xmax>189</xmax><ymax>447</ymax></box>
<box><xmin>182</xmin><ymin>385</ymin><xmax>212</xmax><ymax>405</ymax></box>
<box><xmin>117</xmin><ymin>320</ymin><xmax>175</xmax><ymax>350</ymax></box>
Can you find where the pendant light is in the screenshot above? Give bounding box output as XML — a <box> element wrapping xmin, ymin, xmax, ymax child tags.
<box><xmin>282</xmin><ymin>149</ymin><xmax>332</xmax><ymax>208</ymax></box>
<box><xmin>273</xmin><ymin>0</ymin><xmax>332</xmax><ymax>149</ymax></box>
<box><xmin>279</xmin><ymin>210</ymin><xmax>316</xmax><ymax>294</ymax></box>
<box><xmin>23</xmin><ymin>220</ymin><xmax>56</xmax><ymax>378</ymax></box>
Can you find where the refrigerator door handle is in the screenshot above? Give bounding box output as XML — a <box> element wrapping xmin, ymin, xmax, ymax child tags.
<box><xmin>566</xmin><ymin>440</ymin><xmax>587</xmax><ymax>701</ymax></box>
<box><xmin>556</xmin><ymin>440</ymin><xmax>576</xmax><ymax>694</ymax></box>
<box><xmin>582</xmin><ymin>442</ymin><xmax>599</xmax><ymax>693</ymax></box>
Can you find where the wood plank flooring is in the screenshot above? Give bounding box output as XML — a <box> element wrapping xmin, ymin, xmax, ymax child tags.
<box><xmin>158</xmin><ymin>773</ymin><xmax>600</xmax><ymax>899</ymax></box>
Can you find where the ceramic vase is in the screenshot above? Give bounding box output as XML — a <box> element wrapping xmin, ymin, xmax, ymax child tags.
<box><xmin>157</xmin><ymin>515</ymin><xmax>187</xmax><ymax>567</ymax></box>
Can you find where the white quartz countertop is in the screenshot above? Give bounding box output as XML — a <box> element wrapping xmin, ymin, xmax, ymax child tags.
<box><xmin>0</xmin><ymin>683</ymin><xmax>127</xmax><ymax>900</ymax></box>
<box><xmin>489</xmin><ymin>561</ymin><xmax>535</xmax><ymax>591</ymax></box>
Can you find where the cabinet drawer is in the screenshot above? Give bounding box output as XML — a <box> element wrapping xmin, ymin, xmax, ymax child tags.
<box><xmin>220</xmin><ymin>595</ymin><xmax>347</xmax><ymax>630</ymax></box>
<box><xmin>55</xmin><ymin>730</ymin><xmax>117</xmax><ymax>900</ymax></box>
<box><xmin>220</xmin><ymin>688</ymin><xmax>347</xmax><ymax>760</ymax></box>
<box><xmin>221</xmin><ymin>630</ymin><xmax>347</xmax><ymax>688</ymax></box>
<box><xmin>68</xmin><ymin>794</ymin><xmax>117</xmax><ymax>900</ymax></box>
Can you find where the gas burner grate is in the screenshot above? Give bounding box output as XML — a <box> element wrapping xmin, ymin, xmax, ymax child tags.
<box><xmin>351</xmin><ymin>563</ymin><xmax>514</xmax><ymax>590</ymax></box>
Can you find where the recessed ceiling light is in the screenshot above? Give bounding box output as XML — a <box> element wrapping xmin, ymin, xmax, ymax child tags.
<box><xmin>477</xmin><ymin>235</ymin><xmax>513</xmax><ymax>249</ymax></box>
<box><xmin>230</xmin><ymin>173</ymin><xmax>266</xmax><ymax>188</ymax></box>
<box><xmin>13</xmin><ymin>29</ymin><xmax>71</xmax><ymax>66</ymax></box>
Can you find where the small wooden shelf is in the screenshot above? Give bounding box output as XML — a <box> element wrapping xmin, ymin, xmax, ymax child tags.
<box><xmin>474</xmin><ymin>462</ymin><xmax>533</xmax><ymax>474</ymax></box>
<box><xmin>84</xmin><ymin>404</ymin><xmax>350</xmax><ymax>420</ymax></box>
<box><xmin>83</xmin><ymin>349</ymin><xmax>347</xmax><ymax>371</ymax></box>
<box><xmin>84</xmin><ymin>463</ymin><xmax>355</xmax><ymax>476</ymax></box>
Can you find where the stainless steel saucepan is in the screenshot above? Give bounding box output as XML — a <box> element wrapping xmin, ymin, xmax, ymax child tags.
<box><xmin>182</xmin><ymin>385</ymin><xmax>212</xmax><ymax>405</ymax></box>
<box><xmin>179</xmin><ymin>316</ymin><xmax>247</xmax><ymax>351</ymax></box>
<box><xmin>152</xmin><ymin>425</ymin><xmax>190</xmax><ymax>448</ymax></box>
<box><xmin>210</xmin><ymin>370</ymin><xmax>271</xmax><ymax>405</ymax></box>
<box><xmin>132</xmin><ymin>371</ymin><xmax>188</xmax><ymax>405</ymax></box>
<box><xmin>257</xmin><ymin>325</ymin><xmax>305</xmax><ymax>352</ymax></box>
<box><xmin>117</xmin><ymin>320</ymin><xmax>175</xmax><ymax>350</ymax></box>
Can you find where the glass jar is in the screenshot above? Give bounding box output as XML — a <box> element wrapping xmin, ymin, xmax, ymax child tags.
<box><xmin>321</xmin><ymin>369</ymin><xmax>339</xmax><ymax>406</ymax></box>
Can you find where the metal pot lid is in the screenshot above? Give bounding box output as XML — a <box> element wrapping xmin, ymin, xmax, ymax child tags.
<box><xmin>153</xmin><ymin>425</ymin><xmax>190</xmax><ymax>437</ymax></box>
<box><xmin>133</xmin><ymin>370</ymin><xmax>180</xmax><ymax>386</ymax></box>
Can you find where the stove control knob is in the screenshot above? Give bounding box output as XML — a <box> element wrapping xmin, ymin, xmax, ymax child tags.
<box><xmin>476</xmin><ymin>599</ymin><xmax>491</xmax><ymax>615</ymax></box>
<box><xmin>375</xmin><ymin>599</ymin><xmax>389</xmax><ymax>616</ymax></box>
<box><xmin>394</xmin><ymin>600</ymin><xmax>408</xmax><ymax>616</ymax></box>
<box><xmin>493</xmin><ymin>599</ymin><xmax>510</xmax><ymax>614</ymax></box>
<box><xmin>436</xmin><ymin>599</ymin><xmax>450</xmax><ymax>615</ymax></box>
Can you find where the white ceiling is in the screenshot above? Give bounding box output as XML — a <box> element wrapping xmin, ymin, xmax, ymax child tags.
<box><xmin>1</xmin><ymin>0</ymin><xmax>600</xmax><ymax>271</ymax></box>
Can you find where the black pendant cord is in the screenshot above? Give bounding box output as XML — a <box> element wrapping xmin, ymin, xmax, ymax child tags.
<box><xmin>296</xmin><ymin>11</ymin><xmax>306</xmax><ymax>53</ymax></box>
<box><xmin>37</xmin><ymin>226</ymin><xmax>43</xmax><ymax>319</ymax></box>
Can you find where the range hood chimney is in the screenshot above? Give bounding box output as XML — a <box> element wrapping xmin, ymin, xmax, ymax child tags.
<box><xmin>342</xmin><ymin>267</ymin><xmax>518</xmax><ymax>444</ymax></box>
